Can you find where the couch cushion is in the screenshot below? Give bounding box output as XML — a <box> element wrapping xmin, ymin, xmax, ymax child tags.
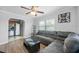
<box><xmin>36</xmin><ymin>35</ymin><xmax>54</xmax><ymax>42</ymax></box>
<box><xmin>68</xmin><ymin>32</ymin><xmax>77</xmax><ymax>37</ymax></box>
<box><xmin>37</xmin><ymin>31</ymin><xmax>57</xmax><ymax>37</ymax></box>
<box><xmin>35</xmin><ymin>35</ymin><xmax>55</xmax><ymax>45</ymax></box>
<box><xmin>57</xmin><ymin>31</ymin><xmax>72</xmax><ymax>38</ymax></box>
<box><xmin>40</xmin><ymin>40</ymin><xmax>64</xmax><ymax>53</ymax></box>
<box><xmin>64</xmin><ymin>33</ymin><xmax>79</xmax><ymax>53</ymax></box>
<box><xmin>37</xmin><ymin>31</ymin><xmax>46</xmax><ymax>36</ymax></box>
<box><xmin>45</xmin><ymin>31</ymin><xmax>57</xmax><ymax>35</ymax></box>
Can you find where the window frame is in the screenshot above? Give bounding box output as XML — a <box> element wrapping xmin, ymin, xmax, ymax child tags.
<box><xmin>38</xmin><ymin>19</ymin><xmax>55</xmax><ymax>31</ymax></box>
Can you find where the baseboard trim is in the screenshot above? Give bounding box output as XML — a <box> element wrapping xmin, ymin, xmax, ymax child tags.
<box><xmin>0</xmin><ymin>38</ymin><xmax>23</xmax><ymax>45</ymax></box>
<box><xmin>0</xmin><ymin>41</ymin><xmax>8</xmax><ymax>45</ymax></box>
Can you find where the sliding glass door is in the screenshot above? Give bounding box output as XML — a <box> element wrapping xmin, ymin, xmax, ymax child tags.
<box><xmin>8</xmin><ymin>19</ymin><xmax>24</xmax><ymax>37</ymax></box>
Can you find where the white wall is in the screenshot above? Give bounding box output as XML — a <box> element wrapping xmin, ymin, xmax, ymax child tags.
<box><xmin>0</xmin><ymin>12</ymin><xmax>8</xmax><ymax>45</ymax></box>
<box><xmin>55</xmin><ymin>6</ymin><xmax>77</xmax><ymax>32</ymax></box>
<box><xmin>34</xmin><ymin>6</ymin><xmax>78</xmax><ymax>33</ymax></box>
<box><xmin>0</xmin><ymin>10</ymin><xmax>33</xmax><ymax>45</ymax></box>
<box><xmin>76</xmin><ymin>7</ymin><xmax>79</xmax><ymax>34</ymax></box>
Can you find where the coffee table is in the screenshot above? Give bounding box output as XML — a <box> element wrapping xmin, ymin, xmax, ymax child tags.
<box><xmin>24</xmin><ymin>38</ymin><xmax>40</xmax><ymax>53</ymax></box>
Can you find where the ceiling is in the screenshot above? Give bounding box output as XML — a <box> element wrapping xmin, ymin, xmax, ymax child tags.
<box><xmin>0</xmin><ymin>6</ymin><xmax>62</xmax><ymax>17</ymax></box>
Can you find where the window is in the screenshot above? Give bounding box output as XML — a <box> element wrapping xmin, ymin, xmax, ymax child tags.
<box><xmin>38</xmin><ymin>19</ymin><xmax>55</xmax><ymax>31</ymax></box>
<box><xmin>46</xmin><ymin>20</ymin><xmax>55</xmax><ymax>31</ymax></box>
<box><xmin>39</xmin><ymin>21</ymin><xmax>45</xmax><ymax>30</ymax></box>
<box><xmin>39</xmin><ymin>21</ymin><xmax>45</xmax><ymax>26</ymax></box>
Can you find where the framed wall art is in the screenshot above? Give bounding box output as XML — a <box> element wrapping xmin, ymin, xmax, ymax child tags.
<box><xmin>58</xmin><ymin>12</ymin><xmax>70</xmax><ymax>23</ymax></box>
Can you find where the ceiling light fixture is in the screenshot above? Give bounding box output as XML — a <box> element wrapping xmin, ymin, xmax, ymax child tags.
<box><xmin>21</xmin><ymin>6</ymin><xmax>44</xmax><ymax>16</ymax></box>
<box><xmin>30</xmin><ymin>11</ymin><xmax>36</xmax><ymax>15</ymax></box>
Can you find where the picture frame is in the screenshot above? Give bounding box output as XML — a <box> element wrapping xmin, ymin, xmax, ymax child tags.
<box><xmin>58</xmin><ymin>12</ymin><xmax>70</xmax><ymax>23</ymax></box>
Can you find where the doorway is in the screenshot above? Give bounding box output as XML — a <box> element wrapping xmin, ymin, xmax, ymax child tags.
<box><xmin>8</xmin><ymin>18</ymin><xmax>24</xmax><ymax>42</ymax></box>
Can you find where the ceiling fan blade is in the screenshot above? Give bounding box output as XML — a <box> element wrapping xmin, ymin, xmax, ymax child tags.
<box><xmin>21</xmin><ymin>6</ymin><xmax>31</xmax><ymax>10</ymax></box>
<box><xmin>25</xmin><ymin>12</ymin><xmax>31</xmax><ymax>14</ymax></box>
<box><xmin>37</xmin><ymin>11</ymin><xmax>44</xmax><ymax>14</ymax></box>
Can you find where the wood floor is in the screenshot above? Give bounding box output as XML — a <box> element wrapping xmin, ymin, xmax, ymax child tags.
<box><xmin>0</xmin><ymin>38</ymin><xmax>46</xmax><ymax>53</ymax></box>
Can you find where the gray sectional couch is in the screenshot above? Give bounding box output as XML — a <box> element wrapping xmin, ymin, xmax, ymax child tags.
<box><xmin>32</xmin><ymin>31</ymin><xmax>72</xmax><ymax>45</ymax></box>
<box><xmin>32</xmin><ymin>31</ymin><xmax>79</xmax><ymax>53</ymax></box>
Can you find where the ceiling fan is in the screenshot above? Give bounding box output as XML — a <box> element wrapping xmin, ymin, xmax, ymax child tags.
<box><xmin>21</xmin><ymin>6</ymin><xmax>44</xmax><ymax>16</ymax></box>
